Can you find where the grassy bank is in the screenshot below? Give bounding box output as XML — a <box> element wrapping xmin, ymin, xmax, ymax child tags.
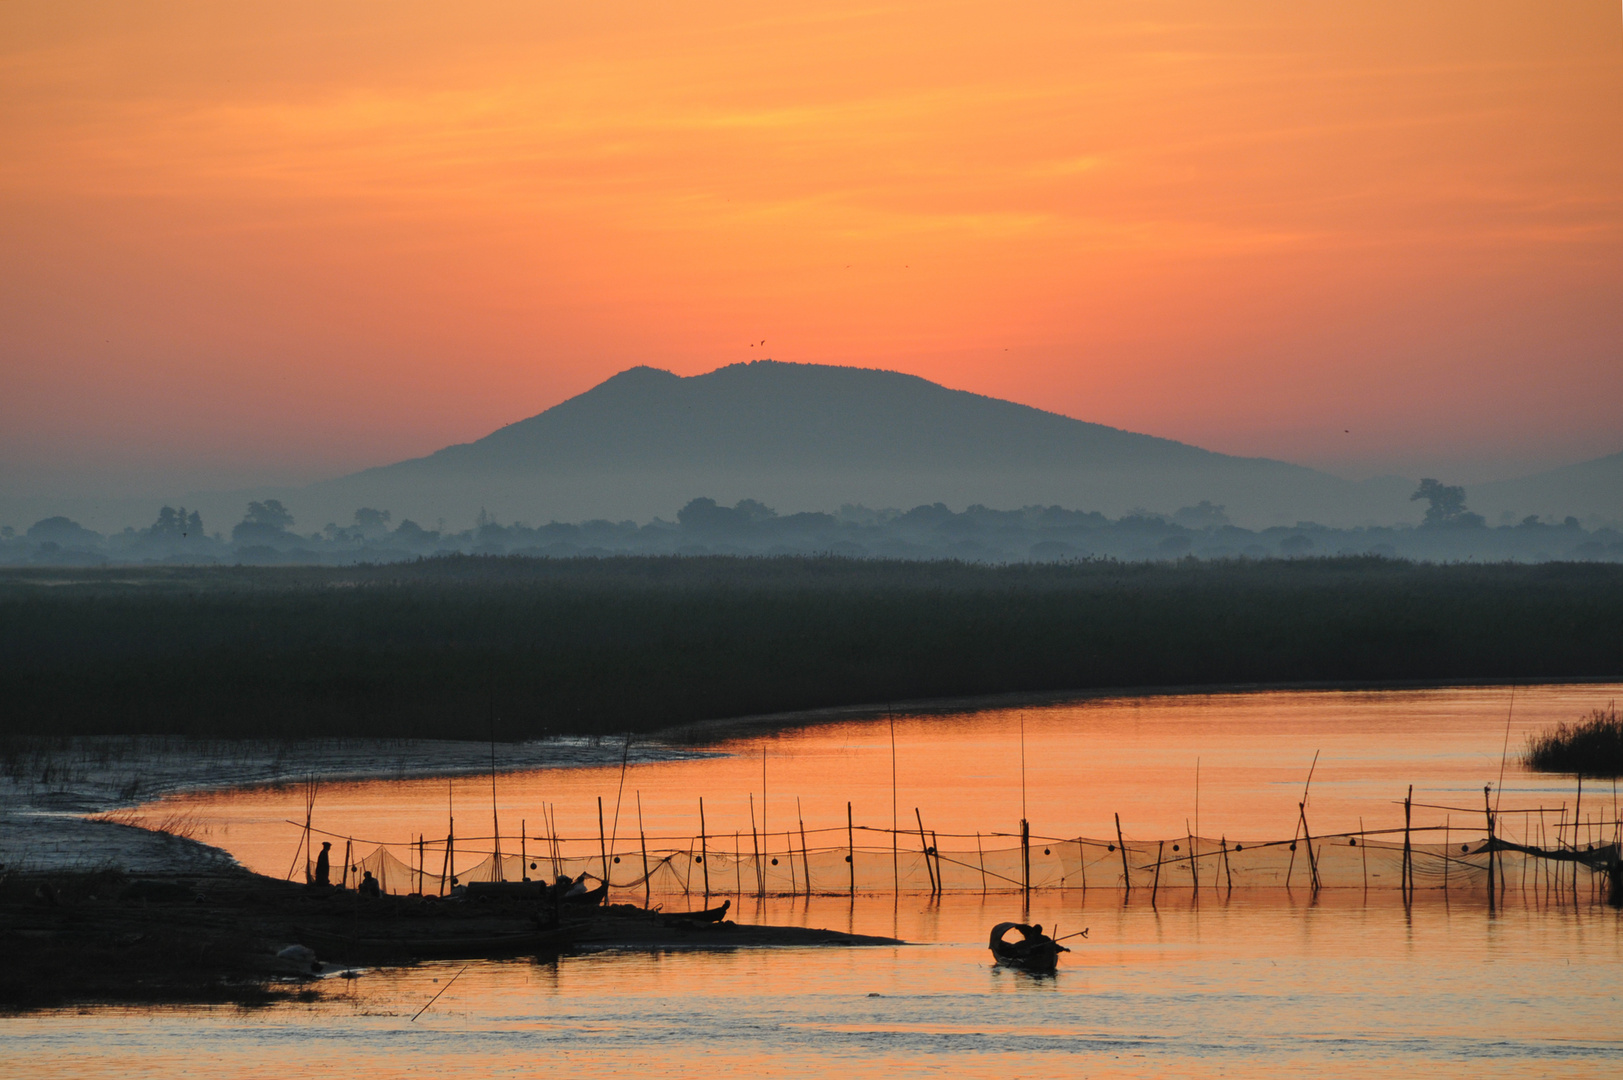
<box><xmin>1525</xmin><ymin>705</ymin><xmax>1623</xmax><ymax>777</ymax></box>
<box><xmin>2</xmin><ymin>556</ymin><xmax>1620</xmax><ymax>740</ymax></box>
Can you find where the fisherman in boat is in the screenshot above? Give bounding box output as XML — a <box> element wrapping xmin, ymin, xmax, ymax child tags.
<box><xmin>313</xmin><ymin>841</ymin><xmax>332</xmax><ymax>887</ymax></box>
<box><xmin>988</xmin><ymin>921</ymin><xmax>1068</xmax><ymax>973</ymax></box>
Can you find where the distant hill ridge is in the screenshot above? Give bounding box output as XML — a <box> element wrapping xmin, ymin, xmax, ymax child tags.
<box><xmin>309</xmin><ymin>360</ymin><xmax>1400</xmax><ymax>527</ymax></box>
<box><xmin>394</xmin><ymin>360</ymin><xmax>1285</xmax><ymax>473</ymax></box>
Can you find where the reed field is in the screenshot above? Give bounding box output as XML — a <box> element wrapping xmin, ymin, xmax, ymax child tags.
<box><xmin>1</xmin><ymin>556</ymin><xmax>1619</xmax><ymax>741</ymax></box>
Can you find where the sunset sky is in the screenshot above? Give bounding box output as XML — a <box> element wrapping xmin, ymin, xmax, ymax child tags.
<box><xmin>3</xmin><ymin>1</ymin><xmax>1620</xmax><ymax>497</ymax></box>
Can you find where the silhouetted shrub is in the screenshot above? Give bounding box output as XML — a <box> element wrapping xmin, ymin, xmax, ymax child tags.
<box><xmin>1526</xmin><ymin>705</ymin><xmax>1623</xmax><ymax>777</ymax></box>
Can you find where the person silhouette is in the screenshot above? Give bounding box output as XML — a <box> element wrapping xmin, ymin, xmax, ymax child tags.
<box><xmin>314</xmin><ymin>841</ymin><xmax>332</xmax><ymax>887</ymax></box>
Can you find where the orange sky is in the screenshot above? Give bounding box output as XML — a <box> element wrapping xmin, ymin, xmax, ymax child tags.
<box><xmin>2</xmin><ymin>1</ymin><xmax>1621</xmax><ymax>495</ymax></box>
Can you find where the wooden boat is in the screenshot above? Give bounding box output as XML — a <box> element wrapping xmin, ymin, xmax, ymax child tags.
<box><xmin>668</xmin><ymin>899</ymin><xmax>731</xmax><ymax>923</ymax></box>
<box><xmin>464</xmin><ymin>880</ymin><xmax>548</xmax><ymax>901</ymax></box>
<box><xmin>562</xmin><ymin>881</ymin><xmax>608</xmax><ymax>906</ymax></box>
<box><xmin>988</xmin><ymin>921</ymin><xmax>1068</xmax><ymax>974</ymax></box>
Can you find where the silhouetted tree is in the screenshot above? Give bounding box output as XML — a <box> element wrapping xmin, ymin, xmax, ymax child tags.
<box><xmin>353</xmin><ymin>507</ymin><xmax>391</xmax><ymax>534</ymax></box>
<box><xmin>1411</xmin><ymin>479</ymin><xmax>1484</xmax><ymax>528</ymax></box>
<box><xmin>243</xmin><ymin>500</ymin><xmax>294</xmax><ymax>531</ymax></box>
<box><xmin>149</xmin><ymin>506</ymin><xmax>204</xmax><ymax>539</ymax></box>
<box><xmin>678</xmin><ymin>498</ymin><xmax>778</xmax><ymax>535</ymax></box>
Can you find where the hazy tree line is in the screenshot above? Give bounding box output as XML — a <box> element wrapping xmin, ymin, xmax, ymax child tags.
<box><xmin>3</xmin><ymin>557</ymin><xmax>1619</xmax><ymax>739</ymax></box>
<box><xmin>2</xmin><ymin>482</ymin><xmax>1619</xmax><ymax>567</ymax></box>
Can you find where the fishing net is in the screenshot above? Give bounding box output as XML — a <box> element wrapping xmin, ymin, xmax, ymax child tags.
<box><xmin>302</xmin><ymin>819</ymin><xmax>1619</xmax><ymax>900</ymax></box>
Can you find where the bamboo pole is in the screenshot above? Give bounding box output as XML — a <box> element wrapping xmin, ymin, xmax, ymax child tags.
<box><xmin>916</xmin><ymin>808</ymin><xmax>937</xmax><ymax>896</ymax></box>
<box><xmin>799</xmin><ymin>802</ymin><xmax>812</xmax><ymax>896</ymax></box>
<box><xmin>700</xmin><ymin>797</ymin><xmax>710</xmax><ymax>901</ymax></box>
<box><xmin>1151</xmin><ymin>839</ymin><xmax>1164</xmax><ymax>907</ymax></box>
<box><xmin>597</xmin><ymin>796</ymin><xmax>609</xmax><ymax>891</ymax></box>
<box><xmin>638</xmin><ymin>793</ymin><xmax>651</xmax><ymax>906</ymax></box>
<box><xmin>847</xmin><ymin>802</ymin><xmax>855</xmax><ymax>898</ymax></box>
<box><xmin>786</xmin><ymin>830</ymin><xmax>797</xmax><ymax>895</ymax></box>
<box><xmin>1299</xmin><ymin>804</ymin><xmax>1320</xmax><ymax>892</ymax></box>
<box><xmin>1402</xmin><ymin>786</ymin><xmax>1413</xmax><ymax>901</ymax></box>
<box><xmin>1116</xmin><ymin>813</ymin><xmax>1131</xmax><ymax>891</ymax></box>
<box><xmin>1574</xmin><ymin>775</ymin><xmax>1583</xmax><ymax>898</ymax></box>
<box><xmin>749</xmin><ymin>794</ymin><xmax>762</xmax><ymax>897</ymax></box>
<box><xmin>889</xmin><ymin>712</ymin><xmax>899</xmax><ymax>896</ymax></box>
<box><xmin>341</xmin><ymin>838</ymin><xmax>353</xmax><ymax>889</ymax></box>
<box><xmin>931</xmin><ymin>831</ymin><xmax>943</xmax><ymax>894</ymax></box>
<box><xmin>1221</xmin><ymin>836</ymin><xmax>1233</xmax><ymax>892</ymax></box>
<box><xmin>1021</xmin><ymin>819</ymin><xmax>1030</xmax><ymax>902</ymax></box>
<box><xmin>1285</xmin><ymin>816</ymin><xmax>1300</xmax><ymax>890</ymax></box>
<box><xmin>1443</xmin><ymin>815</ymin><xmax>1450</xmax><ymax>893</ymax></box>
<box><xmin>445</xmin><ymin>819</ymin><xmax>455</xmax><ymax>894</ymax></box>
<box><xmin>1185</xmin><ymin>822</ymin><xmax>1199</xmax><ymax>892</ymax></box>
<box><xmin>1483</xmin><ymin>786</ymin><xmax>1495</xmax><ymax>904</ymax></box>
<box><xmin>976</xmin><ymin>831</ymin><xmax>987</xmax><ymax>896</ymax></box>
<box><xmin>1359</xmin><ymin>817</ymin><xmax>1368</xmax><ymax>892</ymax></box>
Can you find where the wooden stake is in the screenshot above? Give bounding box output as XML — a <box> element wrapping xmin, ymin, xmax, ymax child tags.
<box><xmin>597</xmin><ymin>796</ymin><xmax>608</xmax><ymax>892</ymax></box>
<box><xmin>521</xmin><ymin>819</ymin><xmax>527</xmax><ymax>882</ymax></box>
<box><xmin>847</xmin><ymin>801</ymin><xmax>855</xmax><ymax>898</ymax></box>
<box><xmin>1484</xmin><ymin>785</ymin><xmax>1496</xmax><ymax>904</ymax></box>
<box><xmin>1574</xmin><ymin>774</ymin><xmax>1583</xmax><ymax>898</ymax></box>
<box><xmin>1151</xmin><ymin>839</ymin><xmax>1163</xmax><ymax>907</ymax></box>
<box><xmin>916</xmin><ymin>808</ymin><xmax>937</xmax><ymax>896</ymax></box>
<box><xmin>931</xmin><ymin>830</ymin><xmax>943</xmax><ymax>894</ymax></box>
<box><xmin>699</xmin><ymin>796</ymin><xmax>710</xmax><ymax>901</ymax></box>
<box><xmin>1221</xmin><ymin>836</ymin><xmax>1233</xmax><ymax>892</ymax></box>
<box><xmin>1358</xmin><ymin>817</ymin><xmax>1367</xmax><ymax>893</ymax></box>
<box><xmin>1021</xmin><ymin>818</ymin><xmax>1031</xmax><ymax>902</ymax></box>
<box><xmin>798</xmin><ymin>800</ymin><xmax>812</xmax><ymax>896</ymax></box>
<box><xmin>976</xmin><ymin>831</ymin><xmax>987</xmax><ymax>896</ymax></box>
<box><xmin>1186</xmin><ymin>821</ymin><xmax>1199</xmax><ymax>892</ymax></box>
<box><xmin>1403</xmin><ymin>786</ymin><xmax>1413</xmax><ymax>901</ymax></box>
<box><xmin>889</xmin><ymin>712</ymin><xmax>899</xmax><ymax>896</ymax></box>
<box><xmin>638</xmin><ymin>793</ymin><xmax>651</xmax><ymax>906</ymax></box>
<box><xmin>1116</xmin><ymin>813</ymin><xmax>1131</xmax><ymax>891</ymax></box>
<box><xmin>1298</xmin><ymin>804</ymin><xmax>1320</xmax><ymax>892</ymax></box>
<box><xmin>749</xmin><ymin>793</ymin><xmax>762</xmax><ymax>897</ymax></box>
<box><xmin>786</xmin><ymin>830</ymin><xmax>797</xmax><ymax>895</ymax></box>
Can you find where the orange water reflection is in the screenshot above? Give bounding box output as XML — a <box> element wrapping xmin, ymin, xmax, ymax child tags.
<box><xmin>142</xmin><ymin>684</ymin><xmax>1622</xmax><ymax>894</ymax></box>
<box><xmin>15</xmin><ymin>891</ymin><xmax>1622</xmax><ymax>1077</ymax></box>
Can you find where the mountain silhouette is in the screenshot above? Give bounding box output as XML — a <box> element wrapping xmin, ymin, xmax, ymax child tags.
<box><xmin>308</xmin><ymin>361</ymin><xmax>1397</xmax><ymax>526</ymax></box>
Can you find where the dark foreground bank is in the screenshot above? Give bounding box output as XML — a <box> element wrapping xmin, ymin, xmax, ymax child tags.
<box><xmin>0</xmin><ymin>868</ymin><xmax>900</xmax><ymax>1012</ymax></box>
<box><xmin>2</xmin><ymin>556</ymin><xmax>1620</xmax><ymax>740</ymax></box>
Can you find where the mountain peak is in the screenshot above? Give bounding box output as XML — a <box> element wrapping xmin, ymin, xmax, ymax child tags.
<box><xmin>328</xmin><ymin>360</ymin><xmax>1367</xmax><ymax>526</ymax></box>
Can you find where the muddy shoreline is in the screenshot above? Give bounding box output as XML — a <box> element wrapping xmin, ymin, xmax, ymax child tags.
<box><xmin>0</xmin><ymin>866</ymin><xmax>902</xmax><ymax>1013</ymax></box>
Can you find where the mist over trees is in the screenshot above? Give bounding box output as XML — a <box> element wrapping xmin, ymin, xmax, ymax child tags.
<box><xmin>2</xmin><ymin>490</ymin><xmax>1619</xmax><ymax>567</ymax></box>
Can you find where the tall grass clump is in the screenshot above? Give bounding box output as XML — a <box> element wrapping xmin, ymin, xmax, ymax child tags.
<box><xmin>1525</xmin><ymin>705</ymin><xmax>1623</xmax><ymax>776</ymax></box>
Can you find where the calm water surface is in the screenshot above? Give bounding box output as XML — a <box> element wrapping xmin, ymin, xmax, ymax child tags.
<box><xmin>9</xmin><ymin>685</ymin><xmax>1622</xmax><ymax>1077</ymax></box>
